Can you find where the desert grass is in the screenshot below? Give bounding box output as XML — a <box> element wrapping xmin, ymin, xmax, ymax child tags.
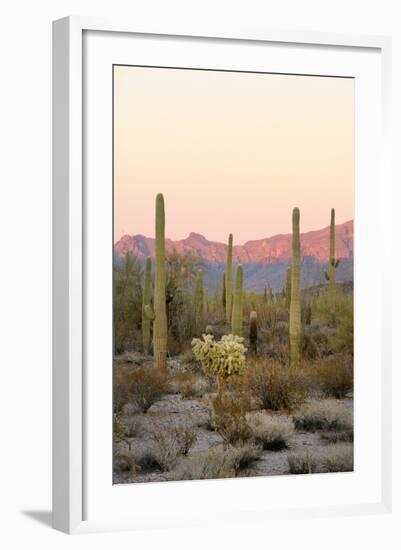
<box><xmin>287</xmin><ymin>442</ymin><xmax>353</xmax><ymax>474</ymax></box>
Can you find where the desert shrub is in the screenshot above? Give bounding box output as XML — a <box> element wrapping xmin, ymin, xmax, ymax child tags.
<box><xmin>123</xmin><ymin>418</ymin><xmax>142</xmax><ymax>438</ymax></box>
<box><xmin>113</xmin><ymin>452</ymin><xmax>139</xmax><ymax>475</ymax></box>
<box><xmin>173</xmin><ymin>444</ymin><xmax>261</xmax><ymax>481</ymax></box>
<box><xmin>230</xmin><ymin>444</ymin><xmax>262</xmax><ymax>473</ymax></box>
<box><xmin>329</xmin><ymin>296</ymin><xmax>353</xmax><ymax>355</ymax></box>
<box><xmin>113</xmin><ymin>413</ymin><xmax>128</xmax><ymax>445</ymax></box>
<box><xmin>168</xmin><ymin>371</ymin><xmax>210</xmax><ymax>398</ymax></box>
<box><xmin>173</xmin><ymin>446</ymin><xmax>235</xmax><ymax>480</ymax></box>
<box><xmin>320</xmin><ymin>443</ymin><xmax>353</xmax><ymax>472</ymax></box>
<box><xmin>174</xmin><ymin>421</ymin><xmax>197</xmax><ymax>455</ymax></box>
<box><xmin>292</xmin><ymin>399</ymin><xmax>353</xmax><ymax>432</ymax></box>
<box><xmin>210</xmin><ymin>392</ymin><xmax>252</xmax><ymax>446</ymax></box>
<box><xmin>113</xmin><ymin>254</ymin><xmax>143</xmax><ymax>354</ymax></box>
<box><xmin>243</xmin><ymin>360</ymin><xmax>306</xmax><ymax>411</ymax></box>
<box><xmin>123</xmin><ymin>367</ymin><xmax>167</xmax><ymax>413</ymax></box>
<box><xmin>149</xmin><ymin>425</ymin><xmax>182</xmax><ymax>471</ymax></box>
<box><xmin>287</xmin><ymin>449</ymin><xmax>316</xmax><ymax>474</ymax></box>
<box><xmin>134</xmin><ymin>447</ymin><xmax>161</xmax><ymax>471</ymax></box>
<box><xmin>317</xmin><ymin>357</ymin><xmax>353</xmax><ymax>398</ymax></box>
<box><xmin>287</xmin><ymin>443</ymin><xmax>353</xmax><ymax>474</ymax></box>
<box><xmin>149</xmin><ymin>421</ymin><xmax>197</xmax><ymax>470</ymax></box>
<box><xmin>248</xmin><ymin>413</ymin><xmax>294</xmax><ymax>451</ymax></box>
<box><xmin>321</xmin><ymin>430</ymin><xmax>353</xmax><ymax>444</ymax></box>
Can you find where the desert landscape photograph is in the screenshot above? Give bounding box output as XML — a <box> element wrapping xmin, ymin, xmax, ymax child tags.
<box><xmin>112</xmin><ymin>65</ymin><xmax>354</xmax><ymax>483</ymax></box>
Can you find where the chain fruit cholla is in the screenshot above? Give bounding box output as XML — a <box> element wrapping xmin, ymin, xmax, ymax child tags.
<box><xmin>192</xmin><ymin>333</ymin><xmax>247</xmax><ymax>393</ymax></box>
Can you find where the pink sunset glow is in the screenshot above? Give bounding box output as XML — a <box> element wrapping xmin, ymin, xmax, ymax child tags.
<box><xmin>114</xmin><ymin>66</ymin><xmax>354</xmax><ymax>244</ymax></box>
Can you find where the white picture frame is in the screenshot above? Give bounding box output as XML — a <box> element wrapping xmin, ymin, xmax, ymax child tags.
<box><xmin>52</xmin><ymin>16</ymin><xmax>392</xmax><ymax>534</ymax></box>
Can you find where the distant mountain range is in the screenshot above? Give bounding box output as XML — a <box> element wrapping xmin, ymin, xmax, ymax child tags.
<box><xmin>114</xmin><ymin>220</ymin><xmax>354</xmax><ymax>292</ymax></box>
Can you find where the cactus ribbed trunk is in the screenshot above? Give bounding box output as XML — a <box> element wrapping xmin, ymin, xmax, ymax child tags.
<box><xmin>225</xmin><ymin>234</ymin><xmax>233</xmax><ymax>322</ymax></box>
<box><xmin>289</xmin><ymin>208</ymin><xmax>301</xmax><ymax>368</ymax></box>
<box><xmin>213</xmin><ymin>280</ymin><xmax>219</xmax><ymax>312</ymax></box>
<box><xmin>285</xmin><ymin>266</ymin><xmax>292</xmax><ymax>310</ymax></box>
<box><xmin>204</xmin><ymin>287</ymin><xmax>209</xmax><ymax>315</ymax></box>
<box><xmin>221</xmin><ymin>272</ymin><xmax>226</xmax><ymax>310</ymax></box>
<box><xmin>232</xmin><ymin>264</ymin><xmax>243</xmax><ymax>336</ymax></box>
<box><xmin>249</xmin><ymin>310</ymin><xmax>258</xmax><ymax>355</ymax></box>
<box><xmin>329</xmin><ymin>208</ymin><xmax>336</xmax><ymax>314</ymax></box>
<box><xmin>142</xmin><ymin>256</ymin><xmax>152</xmax><ymax>354</ymax></box>
<box><xmin>153</xmin><ymin>194</ymin><xmax>168</xmax><ymax>369</ymax></box>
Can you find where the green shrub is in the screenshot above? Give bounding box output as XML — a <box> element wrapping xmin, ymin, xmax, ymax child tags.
<box><xmin>248</xmin><ymin>413</ymin><xmax>294</xmax><ymax>450</ymax></box>
<box><xmin>292</xmin><ymin>399</ymin><xmax>353</xmax><ymax>432</ymax></box>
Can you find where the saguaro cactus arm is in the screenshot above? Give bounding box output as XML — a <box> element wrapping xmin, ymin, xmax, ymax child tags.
<box><xmin>144</xmin><ymin>304</ymin><xmax>155</xmax><ymax>321</ymax></box>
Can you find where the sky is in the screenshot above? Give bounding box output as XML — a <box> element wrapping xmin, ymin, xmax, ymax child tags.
<box><xmin>114</xmin><ymin>66</ymin><xmax>354</xmax><ymax>245</ymax></box>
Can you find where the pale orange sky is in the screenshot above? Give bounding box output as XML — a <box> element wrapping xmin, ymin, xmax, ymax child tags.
<box><xmin>114</xmin><ymin>66</ymin><xmax>354</xmax><ymax>244</ymax></box>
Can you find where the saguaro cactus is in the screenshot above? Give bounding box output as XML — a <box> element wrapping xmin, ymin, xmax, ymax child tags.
<box><xmin>221</xmin><ymin>271</ymin><xmax>226</xmax><ymax>310</ymax></box>
<box><xmin>225</xmin><ymin>234</ymin><xmax>233</xmax><ymax>322</ymax></box>
<box><xmin>324</xmin><ymin>208</ymin><xmax>340</xmax><ymax>315</ymax></box>
<box><xmin>249</xmin><ymin>310</ymin><xmax>258</xmax><ymax>355</ymax></box>
<box><xmin>232</xmin><ymin>264</ymin><xmax>244</xmax><ymax>337</ymax></box>
<box><xmin>204</xmin><ymin>287</ymin><xmax>209</xmax><ymax>315</ymax></box>
<box><xmin>151</xmin><ymin>193</ymin><xmax>168</xmax><ymax>369</ymax></box>
<box><xmin>285</xmin><ymin>265</ymin><xmax>292</xmax><ymax>310</ymax></box>
<box><xmin>142</xmin><ymin>256</ymin><xmax>152</xmax><ymax>354</ymax></box>
<box><xmin>213</xmin><ymin>280</ymin><xmax>219</xmax><ymax>312</ymax></box>
<box><xmin>289</xmin><ymin>208</ymin><xmax>301</xmax><ymax>368</ymax></box>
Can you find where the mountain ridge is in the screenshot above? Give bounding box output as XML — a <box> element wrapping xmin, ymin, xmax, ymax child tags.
<box><xmin>114</xmin><ymin>219</ymin><xmax>354</xmax><ymax>265</ymax></box>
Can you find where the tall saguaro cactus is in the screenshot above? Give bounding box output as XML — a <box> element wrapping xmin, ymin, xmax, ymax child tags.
<box><xmin>151</xmin><ymin>193</ymin><xmax>168</xmax><ymax>369</ymax></box>
<box><xmin>289</xmin><ymin>208</ymin><xmax>301</xmax><ymax>368</ymax></box>
<box><xmin>142</xmin><ymin>256</ymin><xmax>152</xmax><ymax>354</ymax></box>
<box><xmin>232</xmin><ymin>264</ymin><xmax>243</xmax><ymax>337</ymax></box>
<box><xmin>221</xmin><ymin>272</ymin><xmax>226</xmax><ymax>310</ymax></box>
<box><xmin>324</xmin><ymin>208</ymin><xmax>340</xmax><ymax>315</ymax></box>
<box><xmin>249</xmin><ymin>310</ymin><xmax>258</xmax><ymax>355</ymax></box>
<box><xmin>285</xmin><ymin>265</ymin><xmax>292</xmax><ymax>310</ymax></box>
<box><xmin>225</xmin><ymin>234</ymin><xmax>233</xmax><ymax>322</ymax></box>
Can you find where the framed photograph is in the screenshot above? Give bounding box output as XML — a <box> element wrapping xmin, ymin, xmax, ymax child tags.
<box><xmin>52</xmin><ymin>17</ymin><xmax>392</xmax><ymax>534</ymax></box>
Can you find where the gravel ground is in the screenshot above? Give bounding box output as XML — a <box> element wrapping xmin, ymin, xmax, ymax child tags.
<box><xmin>113</xmin><ymin>383</ymin><xmax>353</xmax><ymax>484</ymax></box>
